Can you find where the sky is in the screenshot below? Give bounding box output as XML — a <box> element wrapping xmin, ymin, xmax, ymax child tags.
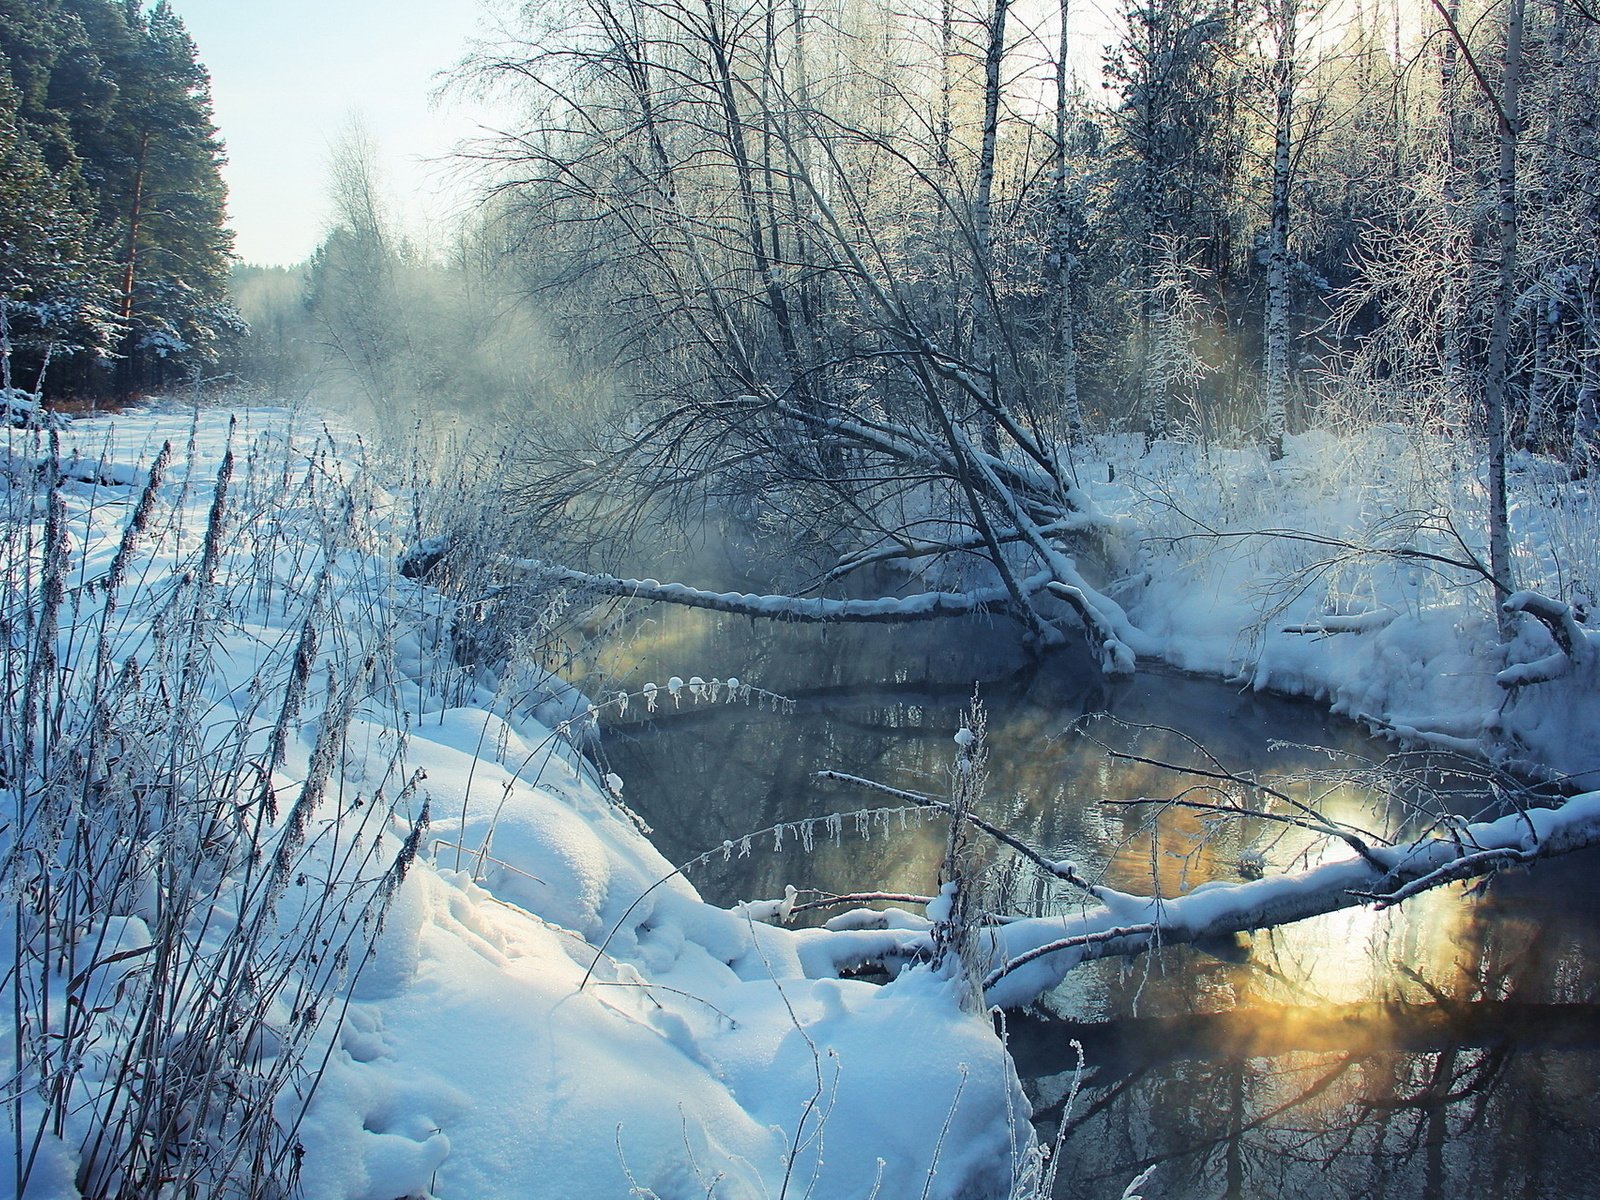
<box><xmin>169</xmin><ymin>0</ymin><xmax>500</xmax><ymax>266</ymax></box>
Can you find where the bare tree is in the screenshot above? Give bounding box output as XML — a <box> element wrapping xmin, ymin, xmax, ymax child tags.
<box><xmin>455</xmin><ymin>0</ymin><xmax>1150</xmax><ymax>667</ymax></box>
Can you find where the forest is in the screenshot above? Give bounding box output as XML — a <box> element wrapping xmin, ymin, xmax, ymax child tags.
<box><xmin>3</xmin><ymin>0</ymin><xmax>1600</xmax><ymax>1196</ymax></box>
<box><xmin>0</xmin><ymin>0</ymin><xmax>236</xmax><ymax>401</ymax></box>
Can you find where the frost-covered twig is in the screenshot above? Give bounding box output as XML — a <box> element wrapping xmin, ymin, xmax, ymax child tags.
<box><xmin>1075</xmin><ymin>722</ymin><xmax>1390</xmax><ymax>868</ymax></box>
<box><xmin>814</xmin><ymin>771</ymin><xmax>1103</xmax><ymax>898</ymax></box>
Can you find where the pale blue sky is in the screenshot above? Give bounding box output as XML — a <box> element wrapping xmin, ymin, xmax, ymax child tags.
<box><xmin>169</xmin><ymin>0</ymin><xmax>495</xmax><ymax>265</ymax></box>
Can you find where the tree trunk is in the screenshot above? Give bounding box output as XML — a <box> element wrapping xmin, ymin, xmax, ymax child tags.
<box><xmin>1574</xmin><ymin>265</ymin><xmax>1600</xmax><ymax>473</ymax></box>
<box><xmin>971</xmin><ymin>0</ymin><xmax>1010</xmax><ymax>457</ymax></box>
<box><xmin>1</xmin><ymin>298</ymin><xmax>12</xmax><ymax>394</ymax></box>
<box><xmin>1438</xmin><ymin>0</ymin><xmax>1468</xmax><ymax>427</ymax></box>
<box><xmin>116</xmin><ymin>129</ymin><xmax>151</xmax><ymax>400</ymax></box>
<box><xmin>1524</xmin><ymin>0</ymin><xmax>1566</xmax><ymax>451</ymax></box>
<box><xmin>1262</xmin><ymin>0</ymin><xmax>1297</xmax><ymax>462</ymax></box>
<box><xmin>1484</xmin><ymin>0</ymin><xmax>1523</xmax><ymax>637</ymax></box>
<box><xmin>1052</xmin><ymin>0</ymin><xmax>1085</xmax><ymax>443</ymax></box>
<box><xmin>702</xmin><ymin>0</ymin><xmax>819</xmax><ymax>425</ymax></box>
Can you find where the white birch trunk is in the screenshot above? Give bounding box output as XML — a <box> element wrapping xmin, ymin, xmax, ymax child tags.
<box><xmin>1262</xmin><ymin>0</ymin><xmax>1297</xmax><ymax>462</ymax></box>
<box><xmin>1052</xmin><ymin>0</ymin><xmax>1085</xmax><ymax>442</ymax></box>
<box><xmin>1484</xmin><ymin>0</ymin><xmax>1524</xmax><ymax>636</ymax></box>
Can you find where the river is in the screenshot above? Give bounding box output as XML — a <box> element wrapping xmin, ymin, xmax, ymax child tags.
<box><xmin>574</xmin><ymin>604</ymin><xmax>1600</xmax><ymax>1200</ymax></box>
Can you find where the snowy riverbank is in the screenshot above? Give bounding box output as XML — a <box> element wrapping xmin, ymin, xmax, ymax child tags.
<box><xmin>5</xmin><ymin>402</ymin><xmax>1596</xmax><ymax>1200</ymax></box>
<box><xmin>1085</xmin><ymin>430</ymin><xmax>1600</xmax><ymax>787</ymax></box>
<box><xmin>1</xmin><ymin>405</ymin><xmax>1033</xmax><ymax>1200</ymax></box>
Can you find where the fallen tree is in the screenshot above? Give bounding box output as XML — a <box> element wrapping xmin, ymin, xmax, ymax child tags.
<box><xmin>977</xmin><ymin>787</ymin><xmax>1600</xmax><ymax>1007</ymax></box>
<box><xmin>701</xmin><ymin>713</ymin><xmax>1600</xmax><ymax>1012</ymax></box>
<box><xmin>494</xmin><ymin>388</ymin><xmax>1153</xmax><ymax>673</ymax></box>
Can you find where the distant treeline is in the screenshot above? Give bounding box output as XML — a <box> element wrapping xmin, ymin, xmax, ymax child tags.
<box><xmin>1</xmin><ymin>0</ymin><xmax>236</xmax><ymax>400</ymax></box>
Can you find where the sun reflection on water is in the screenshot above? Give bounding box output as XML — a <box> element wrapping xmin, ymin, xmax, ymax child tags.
<box><xmin>588</xmin><ymin>601</ymin><xmax>1600</xmax><ymax>1197</ymax></box>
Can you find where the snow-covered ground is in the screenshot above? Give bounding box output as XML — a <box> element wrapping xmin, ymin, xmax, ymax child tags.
<box><xmin>4</xmin><ymin>403</ymin><xmax>1596</xmax><ymax>1200</ymax></box>
<box><xmin>1</xmin><ymin>405</ymin><xmax>1031</xmax><ymax>1200</ymax></box>
<box><xmin>1085</xmin><ymin>429</ymin><xmax>1600</xmax><ymax>788</ymax></box>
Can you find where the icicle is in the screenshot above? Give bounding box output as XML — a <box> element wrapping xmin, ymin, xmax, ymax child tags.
<box><xmin>615</xmin><ymin>690</ymin><xmax>629</xmax><ymax>717</ymax></box>
<box><xmin>722</xmin><ymin>839</ymin><xmax>734</xmax><ymax>863</ymax></box>
<box><xmin>643</xmin><ymin>681</ymin><xmax>658</xmax><ymax>713</ymax></box>
<box><xmin>725</xmin><ymin>677</ymin><xmax>741</xmax><ymax>703</ymax></box>
<box><xmin>800</xmin><ymin>820</ymin><xmax>815</xmax><ymax>853</ymax></box>
<box><xmin>825</xmin><ymin>812</ymin><xmax>843</xmax><ymax>843</ymax></box>
<box><xmin>667</xmin><ymin>676</ymin><xmax>684</xmax><ymax>706</ymax></box>
<box><xmin>738</xmin><ymin>835</ymin><xmax>752</xmax><ymax>858</ymax></box>
<box><xmin>689</xmin><ymin>675</ymin><xmax>706</xmax><ymax>701</ymax></box>
<box><xmin>772</xmin><ymin>824</ymin><xmax>786</xmax><ymax>852</ymax></box>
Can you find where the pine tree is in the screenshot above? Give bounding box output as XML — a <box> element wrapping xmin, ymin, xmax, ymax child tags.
<box><xmin>0</xmin><ymin>40</ymin><xmax>117</xmax><ymax>395</ymax></box>
<box><xmin>1</xmin><ymin>0</ymin><xmax>239</xmax><ymax>398</ymax></box>
<box><xmin>1104</xmin><ymin>0</ymin><xmax>1235</xmax><ymax>442</ymax></box>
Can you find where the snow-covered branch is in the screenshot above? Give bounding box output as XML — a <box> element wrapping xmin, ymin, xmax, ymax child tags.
<box><xmin>980</xmin><ymin>790</ymin><xmax>1600</xmax><ymax>1008</ymax></box>
<box><xmin>509</xmin><ymin>559</ymin><xmax>1056</xmax><ymax>623</ymax></box>
<box><xmin>1498</xmin><ymin>590</ymin><xmax>1595</xmax><ymax>688</ymax></box>
<box><xmin>1281</xmin><ymin>609</ymin><xmax>1399</xmax><ymax>636</ymax></box>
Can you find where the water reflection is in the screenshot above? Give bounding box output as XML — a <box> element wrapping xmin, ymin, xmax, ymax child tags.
<box><xmin>582</xmin><ymin>604</ymin><xmax>1600</xmax><ymax>1199</ymax></box>
<box><xmin>1016</xmin><ymin>851</ymin><xmax>1600</xmax><ymax>1199</ymax></box>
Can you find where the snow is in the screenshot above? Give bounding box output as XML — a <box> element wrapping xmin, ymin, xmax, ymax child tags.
<box><xmin>0</xmin><ymin>403</ymin><xmax>1030</xmax><ymax>1200</ymax></box>
<box><xmin>517</xmin><ymin>558</ymin><xmax>1053</xmax><ymax>623</ymax></box>
<box><xmin>1088</xmin><ymin>429</ymin><xmax>1600</xmax><ymax>787</ymax></box>
<box><xmin>6</xmin><ymin>402</ymin><xmax>1597</xmax><ymax>1197</ymax></box>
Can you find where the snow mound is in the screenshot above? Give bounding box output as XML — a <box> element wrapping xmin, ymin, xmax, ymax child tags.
<box><xmin>1</xmin><ymin>404</ymin><xmax>1030</xmax><ymax>1200</ymax></box>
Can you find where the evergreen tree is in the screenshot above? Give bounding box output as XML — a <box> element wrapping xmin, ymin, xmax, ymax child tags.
<box><xmin>0</xmin><ymin>0</ymin><xmax>239</xmax><ymax>398</ymax></box>
<box><xmin>0</xmin><ymin>43</ymin><xmax>117</xmax><ymax>395</ymax></box>
<box><xmin>1104</xmin><ymin>0</ymin><xmax>1238</xmax><ymax>440</ymax></box>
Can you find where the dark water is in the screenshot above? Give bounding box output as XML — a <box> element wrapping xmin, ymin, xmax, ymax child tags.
<box><xmin>582</xmin><ymin>606</ymin><xmax>1600</xmax><ymax>1200</ymax></box>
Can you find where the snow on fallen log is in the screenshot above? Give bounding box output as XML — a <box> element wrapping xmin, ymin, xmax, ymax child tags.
<box><xmin>1498</xmin><ymin>590</ymin><xmax>1596</xmax><ymax>688</ymax></box>
<box><xmin>1496</xmin><ymin>651</ymin><xmax>1571</xmax><ymax>688</ymax></box>
<box><xmin>1281</xmin><ymin>609</ymin><xmax>1399</xmax><ymax>635</ymax></box>
<box><xmin>981</xmin><ymin>789</ymin><xmax>1600</xmax><ymax>1009</ymax></box>
<box><xmin>1504</xmin><ymin>590</ymin><xmax>1591</xmax><ymax>660</ymax></box>
<box><xmin>508</xmin><ymin>558</ymin><xmax>1057</xmax><ymax>624</ymax></box>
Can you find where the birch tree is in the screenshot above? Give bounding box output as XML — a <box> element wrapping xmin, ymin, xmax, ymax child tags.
<box><xmin>1427</xmin><ymin>0</ymin><xmax>1523</xmax><ymax>631</ymax></box>
<box><xmin>1260</xmin><ymin>0</ymin><xmax>1298</xmax><ymax>460</ymax></box>
<box><xmin>1050</xmin><ymin>0</ymin><xmax>1086</xmax><ymax>442</ymax></box>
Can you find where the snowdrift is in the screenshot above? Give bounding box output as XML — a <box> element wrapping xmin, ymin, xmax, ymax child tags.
<box><xmin>0</xmin><ymin>406</ymin><xmax>1031</xmax><ymax>1200</ymax></box>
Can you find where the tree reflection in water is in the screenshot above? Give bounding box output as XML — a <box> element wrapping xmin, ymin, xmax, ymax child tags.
<box><xmin>588</xmin><ymin>605</ymin><xmax>1600</xmax><ymax>1199</ymax></box>
<box><xmin>1014</xmin><ymin>854</ymin><xmax>1600</xmax><ymax>1199</ymax></box>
